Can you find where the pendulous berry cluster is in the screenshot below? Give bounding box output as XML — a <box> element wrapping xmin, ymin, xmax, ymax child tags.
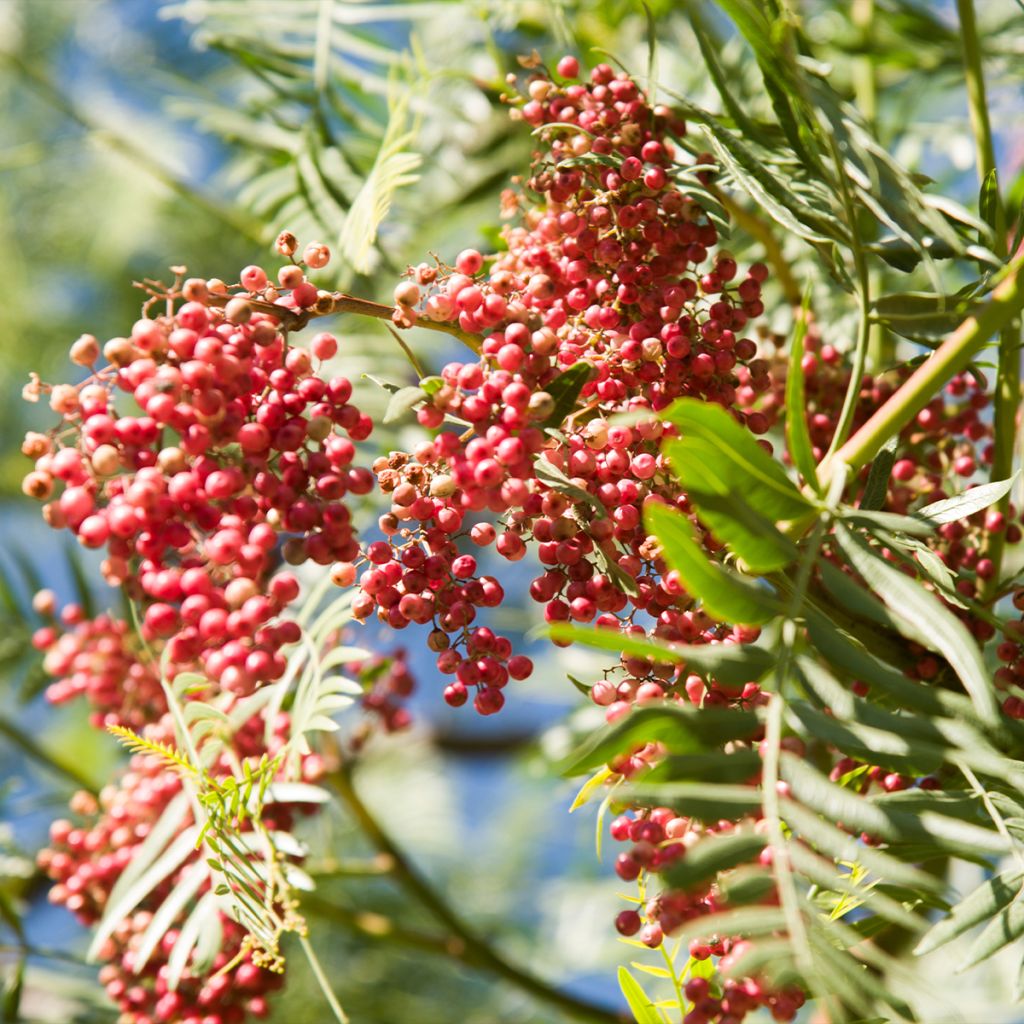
<box><xmin>22</xmin><ymin>247</ymin><xmax>372</xmax><ymax>700</ymax></box>
<box><xmin>340</xmin><ymin>57</ymin><xmax>772</xmax><ymax>721</ymax></box>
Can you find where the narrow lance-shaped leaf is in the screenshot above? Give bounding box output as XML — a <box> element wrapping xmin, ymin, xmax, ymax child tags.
<box><xmin>785</xmin><ymin>293</ymin><xmax>820</xmax><ymax>492</ymax></box>
<box><xmin>541</xmin><ymin>361</ymin><xmax>593</xmax><ymax>428</ymax></box>
<box><xmin>660</xmin><ymin>398</ymin><xmax>814</xmax><ymax>521</ymax></box>
<box><xmin>662</xmin><ymin>437</ymin><xmax>798</xmax><ymax>572</ymax></box>
<box><xmin>915</xmin><ymin>868</ymin><xmax>1024</xmax><ymax>956</ymax></box>
<box><xmin>961</xmin><ymin>894</ymin><xmax>1024</xmax><ymax>970</ymax></box>
<box><xmin>548</xmin><ymin>622</ymin><xmax>776</xmax><ymax>686</ymax></box>
<box><xmin>859</xmin><ymin>435</ymin><xmax>898</xmax><ymax>512</ymax></box>
<box><xmin>833</xmin><ymin>525</ymin><xmax>1000</xmax><ymax>723</ymax></box>
<box><xmin>644</xmin><ymin>503</ymin><xmax>781</xmax><ymax>624</ymax></box>
<box><xmin>914</xmin><ymin>475</ymin><xmax>1018</xmax><ymax>526</ymax></box>
<box><xmin>560</xmin><ymin>703</ymin><xmax>759</xmax><ymax>776</ymax></box>
<box><xmin>617</xmin><ymin>966</ymin><xmax>661</xmax><ymax>1024</ymax></box>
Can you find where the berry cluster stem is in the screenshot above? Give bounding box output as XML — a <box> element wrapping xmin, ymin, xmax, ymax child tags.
<box><xmin>203</xmin><ymin>291</ymin><xmax>483</xmax><ymax>354</ymax></box>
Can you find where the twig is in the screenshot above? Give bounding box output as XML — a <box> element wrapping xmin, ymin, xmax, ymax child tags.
<box><xmin>299</xmin><ymin>932</ymin><xmax>350</xmax><ymax>1024</ymax></box>
<box><xmin>327</xmin><ymin>765</ymin><xmax>625</xmax><ymax>1024</ymax></box>
<box><xmin>202</xmin><ymin>290</ymin><xmax>483</xmax><ymax>354</ymax></box>
<box><xmin>956</xmin><ymin>0</ymin><xmax>1020</xmax><ymax>599</ymax></box>
<box><xmin>0</xmin><ymin>715</ymin><xmax>98</xmax><ymax>794</ymax></box>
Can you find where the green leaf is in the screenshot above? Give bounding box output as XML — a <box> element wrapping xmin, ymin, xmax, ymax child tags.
<box><xmin>644</xmin><ymin>503</ymin><xmax>781</xmax><ymax>624</ymax></box>
<box><xmin>167</xmin><ymin>890</ymin><xmax>222</xmax><ymax>990</ymax></box>
<box><xmin>561</xmin><ymin>703</ymin><xmax>759</xmax><ymax>776</ymax></box>
<box><xmin>131</xmin><ymin>859</ymin><xmax>210</xmax><ymax>974</ymax></box>
<box><xmin>870</xmin><ymin>292</ymin><xmax>981</xmax><ymax>340</ymax></box>
<box><xmin>625</xmin><ymin>782</ymin><xmax>763</xmax><ymax>820</ymax></box>
<box><xmin>859</xmin><ymin>435</ymin><xmax>898</xmax><ymax>511</ymax></box>
<box><xmin>663</xmin><ymin>828</ymin><xmax>765</xmax><ymax>892</ymax></box>
<box><xmin>780</xmin><ymin>799</ymin><xmax>943</xmax><ymax>893</ymax></box>
<box><xmin>780</xmin><ymin>753</ymin><xmax>897</xmax><ymax>840</ymax></box>
<box><xmin>383</xmin><ymin>385</ymin><xmax>427</xmax><ymax>424</ymax></box>
<box><xmin>833</xmin><ymin>526</ymin><xmax>1000</xmax><ymax>723</ymax></box>
<box><xmin>785</xmin><ymin>295</ymin><xmax>820</xmax><ymax>492</ymax></box>
<box><xmin>961</xmin><ymin>893</ymin><xmax>1024</xmax><ymax>970</ymax></box>
<box><xmin>914</xmin><ymin>476</ymin><xmax>1018</xmax><ymax>526</ymax></box>
<box><xmin>788</xmin><ymin>700</ymin><xmax>943</xmax><ymax>776</ymax></box>
<box><xmin>541</xmin><ymin>362</ymin><xmax>592</xmax><ymax>427</ymax></box>
<box><xmin>617</xmin><ymin>966</ymin><xmax>661</xmax><ymax>1024</ymax></box>
<box><xmin>804</xmin><ymin>608</ymin><xmax>967</xmax><ymax>721</ymax></box>
<box><xmin>533</xmin><ymin>456</ymin><xmax>606</xmax><ymax>517</ymax></box>
<box><xmin>979</xmin><ymin>167</ymin><xmax>1000</xmax><ymax>233</ymax></box>
<box><xmin>89</xmin><ymin>824</ymin><xmax>202</xmax><ymax>960</ymax></box>
<box><xmin>661</xmin><ymin>398</ymin><xmax>814</xmax><ymax>521</ymax></box>
<box><xmin>663</xmin><ymin>438</ymin><xmax>798</xmax><ymax>572</ymax></box>
<box><xmin>686</xmin><ymin>4</ymin><xmax>757</xmax><ymax>138</ymax></box>
<box><xmin>548</xmin><ymin>623</ymin><xmax>775</xmax><ymax>686</ymax></box>
<box><xmin>842</xmin><ymin>508</ymin><xmax>935</xmax><ymax>538</ymax></box>
<box><xmin>916</xmin><ymin>868</ymin><xmax>1024</xmax><ymax>955</ymax></box>
<box><xmin>646</xmin><ymin>749</ymin><xmax>762</xmax><ymax>785</ymax></box>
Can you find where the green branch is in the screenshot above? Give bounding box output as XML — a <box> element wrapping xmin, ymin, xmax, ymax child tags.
<box><xmin>956</xmin><ymin>0</ymin><xmax>1020</xmax><ymax>596</ymax></box>
<box><xmin>820</xmin><ymin>251</ymin><xmax>1024</xmax><ymax>484</ymax></box>
<box><xmin>327</xmin><ymin>766</ymin><xmax>625</xmax><ymax>1024</ymax></box>
<box><xmin>0</xmin><ymin>715</ymin><xmax>98</xmax><ymax>794</ymax></box>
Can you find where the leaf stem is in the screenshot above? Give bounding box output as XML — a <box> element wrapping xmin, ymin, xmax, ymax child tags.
<box><xmin>299</xmin><ymin>931</ymin><xmax>350</xmax><ymax>1024</ymax></box>
<box><xmin>327</xmin><ymin>766</ymin><xmax>624</xmax><ymax>1023</ymax></box>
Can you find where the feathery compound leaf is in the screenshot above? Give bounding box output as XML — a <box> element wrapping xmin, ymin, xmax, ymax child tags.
<box><xmin>337</xmin><ymin>86</ymin><xmax>422</xmax><ymax>274</ymax></box>
<box><xmin>833</xmin><ymin>525</ymin><xmax>1000</xmax><ymax>723</ymax></box>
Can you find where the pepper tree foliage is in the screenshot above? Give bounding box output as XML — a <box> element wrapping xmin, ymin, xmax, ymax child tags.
<box><xmin>6</xmin><ymin>0</ymin><xmax>1024</xmax><ymax>1022</ymax></box>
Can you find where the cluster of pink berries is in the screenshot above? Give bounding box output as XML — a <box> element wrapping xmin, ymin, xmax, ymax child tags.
<box><xmin>352</xmin><ymin>648</ymin><xmax>416</xmax><ymax>735</ymax></box>
<box><xmin>31</xmin><ymin>598</ymin><xmax>164</xmax><ymax>730</ymax></box>
<box><xmin>348</xmin><ymin>57</ymin><xmax>772</xmax><ymax>718</ymax></box>
<box><xmin>21</xmin><ymin>243</ymin><xmax>373</xmax><ymax>699</ymax></box>
<box><xmin>609</xmin><ymin>806</ymin><xmax>804</xmax><ymax>1024</ymax></box>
